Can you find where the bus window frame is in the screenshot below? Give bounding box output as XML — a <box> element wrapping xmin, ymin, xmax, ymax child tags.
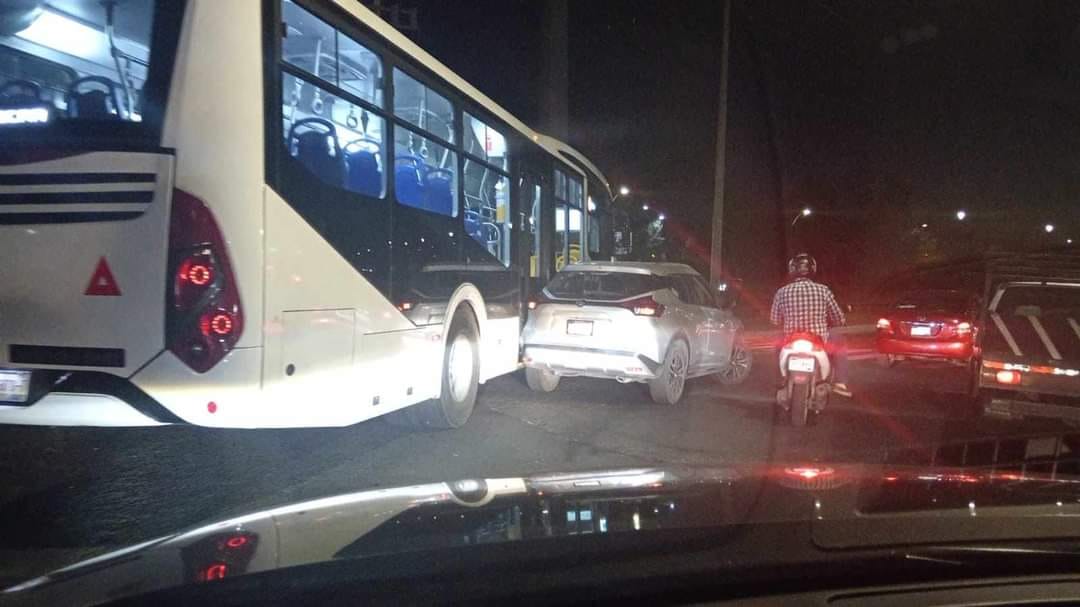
<box><xmin>553</xmin><ymin>162</ymin><xmax>584</xmax><ymax>269</ymax></box>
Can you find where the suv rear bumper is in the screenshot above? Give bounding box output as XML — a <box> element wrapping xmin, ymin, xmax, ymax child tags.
<box><xmin>524</xmin><ymin>345</ymin><xmax>660</xmax><ymax>380</ymax></box>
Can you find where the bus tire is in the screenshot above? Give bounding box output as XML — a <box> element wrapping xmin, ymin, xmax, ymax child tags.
<box><xmin>413</xmin><ymin>306</ymin><xmax>481</xmax><ymax>429</ymax></box>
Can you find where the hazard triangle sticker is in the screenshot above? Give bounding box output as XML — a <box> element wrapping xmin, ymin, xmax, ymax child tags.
<box><xmin>84</xmin><ymin>257</ymin><xmax>121</xmax><ymax>296</ymax></box>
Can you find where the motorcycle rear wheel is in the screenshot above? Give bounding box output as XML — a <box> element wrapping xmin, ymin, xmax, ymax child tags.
<box><xmin>790</xmin><ymin>381</ymin><xmax>811</xmax><ymax>427</ymax></box>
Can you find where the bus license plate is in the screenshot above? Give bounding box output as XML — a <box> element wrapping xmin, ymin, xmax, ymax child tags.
<box><xmin>0</xmin><ymin>369</ymin><xmax>31</xmax><ymax>403</ymax></box>
<box><xmin>566</xmin><ymin>320</ymin><xmax>593</xmax><ymax>336</ymax></box>
<box><xmin>787</xmin><ymin>357</ymin><xmax>815</xmax><ymax>373</ymax></box>
<box><xmin>910</xmin><ymin>325</ymin><xmax>932</xmax><ymax>336</ymax></box>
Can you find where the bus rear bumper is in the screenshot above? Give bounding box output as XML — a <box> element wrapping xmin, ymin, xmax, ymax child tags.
<box><xmin>0</xmin><ymin>392</ymin><xmax>170</xmax><ymax>427</ymax></box>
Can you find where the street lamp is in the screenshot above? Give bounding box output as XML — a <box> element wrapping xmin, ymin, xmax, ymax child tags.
<box><xmin>955</xmin><ymin>209</ymin><xmax>967</xmax><ymax>221</ymax></box>
<box><xmin>642</xmin><ymin>204</ymin><xmax>650</xmax><ymax>211</ymax></box>
<box><xmin>791</xmin><ymin>207</ymin><xmax>812</xmax><ymax>226</ymax></box>
<box><xmin>658</xmin><ymin>213</ymin><xmax>666</xmax><ymax>221</ymax></box>
<box><xmin>611</xmin><ymin>185</ymin><xmax>632</xmax><ymax>205</ymax></box>
<box><xmin>1045</xmin><ymin>224</ymin><xmax>1055</xmax><ymax>233</ymax></box>
<box><xmin>1068</xmin><ymin>238</ymin><xmax>1074</xmax><ymax>245</ymax></box>
<box><xmin>920</xmin><ymin>223</ymin><xmax>929</xmax><ymax>229</ymax></box>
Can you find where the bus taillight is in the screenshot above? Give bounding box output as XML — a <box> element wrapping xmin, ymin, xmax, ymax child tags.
<box><xmin>167</xmin><ymin>190</ymin><xmax>243</xmax><ymax>373</ymax></box>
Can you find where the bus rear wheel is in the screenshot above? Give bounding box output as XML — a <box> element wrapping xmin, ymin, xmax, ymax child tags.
<box><xmin>389</xmin><ymin>306</ymin><xmax>480</xmax><ymax>430</ymax></box>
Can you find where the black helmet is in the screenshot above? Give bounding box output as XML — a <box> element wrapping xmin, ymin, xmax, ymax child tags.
<box><xmin>787</xmin><ymin>253</ymin><xmax>817</xmax><ymax>278</ymax></box>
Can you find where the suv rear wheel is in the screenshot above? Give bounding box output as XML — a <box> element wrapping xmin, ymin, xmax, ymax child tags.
<box><xmin>716</xmin><ymin>336</ymin><xmax>752</xmax><ymax>385</ymax></box>
<box><xmin>650</xmin><ymin>339</ymin><xmax>688</xmax><ymax>405</ymax></box>
<box><xmin>525</xmin><ymin>367</ymin><xmax>560</xmax><ymax>392</ymax></box>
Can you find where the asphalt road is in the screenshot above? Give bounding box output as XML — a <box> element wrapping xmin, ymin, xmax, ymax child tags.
<box><xmin>0</xmin><ymin>348</ymin><xmax>1065</xmax><ymax>585</ymax></box>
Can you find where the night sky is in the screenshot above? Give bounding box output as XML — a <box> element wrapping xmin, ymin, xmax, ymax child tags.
<box><xmin>382</xmin><ymin>1</ymin><xmax>1080</xmax><ymax>297</ymax></box>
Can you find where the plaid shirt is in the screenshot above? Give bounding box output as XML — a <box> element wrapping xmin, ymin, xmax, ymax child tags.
<box><xmin>770</xmin><ymin>278</ymin><xmax>846</xmax><ymax>339</ymax></box>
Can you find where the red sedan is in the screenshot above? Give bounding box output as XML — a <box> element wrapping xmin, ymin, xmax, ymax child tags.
<box><xmin>876</xmin><ymin>290</ymin><xmax>980</xmax><ymax>367</ymax></box>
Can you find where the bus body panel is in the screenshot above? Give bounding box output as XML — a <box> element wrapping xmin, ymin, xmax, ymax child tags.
<box><xmin>164</xmin><ymin>0</ymin><xmax>266</xmax><ymax>351</ymax></box>
<box><xmin>263</xmin><ymin>186</ymin><xmax>443</xmax><ymax>420</ymax></box>
<box><xmin>0</xmin><ymin>393</ymin><xmax>167</xmax><ymax>427</ymax></box>
<box><xmin>0</xmin><ymin>151</ymin><xmax>174</xmax><ymax>376</ymax></box>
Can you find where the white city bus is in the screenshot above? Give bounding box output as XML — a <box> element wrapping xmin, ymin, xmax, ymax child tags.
<box><xmin>0</xmin><ymin>0</ymin><xmax>614</xmax><ymax>428</ymax></box>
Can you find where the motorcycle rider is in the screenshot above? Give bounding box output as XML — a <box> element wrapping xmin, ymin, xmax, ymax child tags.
<box><xmin>770</xmin><ymin>253</ymin><xmax>852</xmax><ymax>397</ymax></box>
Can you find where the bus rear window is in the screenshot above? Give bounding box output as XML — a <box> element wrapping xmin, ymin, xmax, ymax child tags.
<box><xmin>545</xmin><ymin>272</ymin><xmax>664</xmax><ymax>301</ymax></box>
<box><xmin>0</xmin><ymin>1</ymin><xmax>179</xmax><ymax>139</ymax></box>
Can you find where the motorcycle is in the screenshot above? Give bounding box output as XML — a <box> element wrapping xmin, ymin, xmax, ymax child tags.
<box><xmin>776</xmin><ymin>333</ymin><xmax>832</xmax><ymax>426</ymax></box>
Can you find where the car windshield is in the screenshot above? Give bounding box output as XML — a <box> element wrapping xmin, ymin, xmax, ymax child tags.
<box><xmin>3</xmin><ymin>0</ymin><xmax>1080</xmax><ymax>601</ymax></box>
<box><xmin>545</xmin><ymin>270</ymin><xmax>665</xmax><ymax>300</ymax></box>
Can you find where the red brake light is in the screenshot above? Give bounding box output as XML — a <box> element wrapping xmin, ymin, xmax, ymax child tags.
<box><xmin>167</xmin><ymin>190</ymin><xmax>243</xmax><ymax>373</ymax></box>
<box><xmin>627</xmin><ymin>295</ymin><xmax>665</xmax><ymax>317</ymax></box>
<box><xmin>790</xmin><ymin>339</ymin><xmax>815</xmax><ymax>353</ymax></box>
<box><xmin>996</xmin><ymin>370</ymin><xmax>1022</xmax><ymax>385</ymax></box>
<box><xmin>876</xmin><ymin>318</ymin><xmax>892</xmax><ymax>331</ymax></box>
<box><xmin>956</xmin><ymin>321</ymin><xmax>972</xmax><ymax>335</ymax></box>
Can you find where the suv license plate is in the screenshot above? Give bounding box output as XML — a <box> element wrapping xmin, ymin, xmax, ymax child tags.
<box><xmin>566</xmin><ymin>320</ymin><xmax>593</xmax><ymax>336</ymax></box>
<box><xmin>0</xmin><ymin>369</ymin><xmax>31</xmax><ymax>403</ymax></box>
<box><xmin>787</xmin><ymin>357</ymin><xmax>815</xmax><ymax>373</ymax></box>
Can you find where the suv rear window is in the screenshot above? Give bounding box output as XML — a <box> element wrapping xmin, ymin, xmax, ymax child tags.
<box><xmin>545</xmin><ymin>272</ymin><xmax>664</xmax><ymax>301</ymax></box>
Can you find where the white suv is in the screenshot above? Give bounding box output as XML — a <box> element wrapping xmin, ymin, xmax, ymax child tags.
<box><xmin>521</xmin><ymin>262</ymin><xmax>750</xmax><ymax>404</ymax></box>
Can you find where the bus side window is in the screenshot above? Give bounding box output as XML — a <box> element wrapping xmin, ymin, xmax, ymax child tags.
<box><xmin>280</xmin><ymin>0</ymin><xmax>387</xmax><ymax>198</ymax></box>
<box><xmin>463</xmin><ymin>163</ymin><xmax>510</xmax><ymax>266</ymax></box>
<box><xmin>392</xmin><ymin>69</ymin><xmax>458</xmax><ymax>217</ymax></box>
<box><xmin>463</xmin><ymin>113</ymin><xmax>511</xmax><ymax>266</ymax></box>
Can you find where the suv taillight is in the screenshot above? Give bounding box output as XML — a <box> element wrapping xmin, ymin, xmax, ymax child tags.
<box><xmin>624</xmin><ymin>295</ymin><xmax>665</xmax><ymax>317</ymax></box>
<box><xmin>167</xmin><ymin>190</ymin><xmax>243</xmax><ymax>373</ymax></box>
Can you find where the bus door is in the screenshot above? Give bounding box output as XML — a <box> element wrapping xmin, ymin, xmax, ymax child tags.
<box><xmin>516</xmin><ymin>162</ymin><xmax>549</xmax><ymax>303</ymax></box>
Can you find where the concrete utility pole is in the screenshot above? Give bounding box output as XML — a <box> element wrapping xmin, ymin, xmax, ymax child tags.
<box><xmin>709</xmin><ymin>0</ymin><xmax>732</xmax><ymax>285</ymax></box>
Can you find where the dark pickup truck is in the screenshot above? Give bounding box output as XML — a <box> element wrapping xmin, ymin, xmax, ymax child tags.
<box><xmin>972</xmin><ymin>253</ymin><xmax>1080</xmax><ymax>422</ymax></box>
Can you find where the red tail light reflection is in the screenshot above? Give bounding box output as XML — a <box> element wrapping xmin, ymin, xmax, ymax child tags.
<box><xmin>202</xmin><ymin>563</ymin><xmax>228</xmax><ymax>582</ymax></box>
<box><xmin>784</xmin><ymin>466</ymin><xmax>833</xmax><ymax>480</ymax></box>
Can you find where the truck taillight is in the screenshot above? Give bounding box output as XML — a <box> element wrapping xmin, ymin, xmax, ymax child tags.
<box><xmin>167</xmin><ymin>190</ymin><xmax>243</xmax><ymax>373</ymax></box>
<box><xmin>996</xmin><ymin>370</ymin><xmax>1022</xmax><ymax>385</ymax></box>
